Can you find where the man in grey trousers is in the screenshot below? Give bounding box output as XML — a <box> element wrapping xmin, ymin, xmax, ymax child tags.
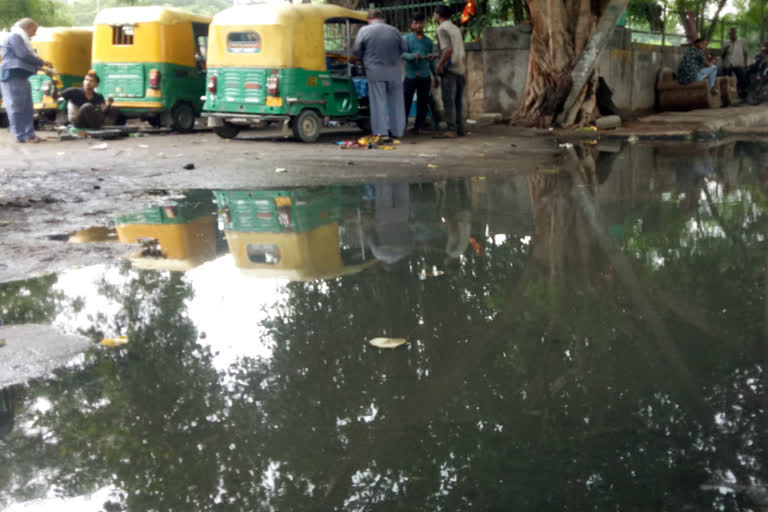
<box><xmin>354</xmin><ymin>9</ymin><xmax>407</xmax><ymax>138</ymax></box>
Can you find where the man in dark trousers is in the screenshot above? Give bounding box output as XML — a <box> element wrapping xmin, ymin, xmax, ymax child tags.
<box><xmin>434</xmin><ymin>5</ymin><xmax>466</xmax><ymax>138</ymax></box>
<box><xmin>354</xmin><ymin>9</ymin><xmax>407</xmax><ymax>139</ymax></box>
<box><xmin>59</xmin><ymin>70</ymin><xmax>117</xmax><ymax>129</ymax></box>
<box><xmin>402</xmin><ymin>12</ymin><xmax>438</xmax><ymax>134</ymax></box>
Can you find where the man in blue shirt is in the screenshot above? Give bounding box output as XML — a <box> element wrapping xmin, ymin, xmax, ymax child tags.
<box><xmin>402</xmin><ymin>13</ymin><xmax>438</xmax><ymax>134</ymax></box>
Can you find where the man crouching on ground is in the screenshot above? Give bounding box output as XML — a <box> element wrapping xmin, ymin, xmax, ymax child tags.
<box><xmin>59</xmin><ymin>70</ymin><xmax>118</xmax><ymax>129</ymax></box>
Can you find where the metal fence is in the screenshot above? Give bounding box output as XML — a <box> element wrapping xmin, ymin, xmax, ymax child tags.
<box><xmin>626</xmin><ymin>18</ymin><xmax>764</xmax><ymax>51</ymax></box>
<box><xmin>378</xmin><ymin>0</ymin><xmax>465</xmax><ymax>32</ymax></box>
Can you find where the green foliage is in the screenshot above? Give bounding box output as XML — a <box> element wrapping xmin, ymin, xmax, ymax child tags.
<box><xmin>65</xmin><ymin>0</ymin><xmax>231</xmax><ymax>26</ymax></box>
<box><xmin>0</xmin><ymin>274</ymin><xmax>62</xmax><ymax>325</ymax></box>
<box><xmin>0</xmin><ymin>0</ymin><xmax>73</xmax><ymax>29</ymax></box>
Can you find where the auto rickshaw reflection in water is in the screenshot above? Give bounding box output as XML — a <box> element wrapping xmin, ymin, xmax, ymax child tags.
<box><xmin>214</xmin><ymin>187</ymin><xmax>377</xmax><ymax>280</ymax></box>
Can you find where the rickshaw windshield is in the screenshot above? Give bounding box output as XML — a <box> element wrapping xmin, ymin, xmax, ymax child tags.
<box><xmin>324</xmin><ymin>17</ymin><xmax>366</xmax><ymax>77</ymax></box>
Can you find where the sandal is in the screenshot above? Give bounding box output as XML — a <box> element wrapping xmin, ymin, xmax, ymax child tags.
<box><xmin>24</xmin><ymin>137</ymin><xmax>43</xmax><ymax>144</ymax></box>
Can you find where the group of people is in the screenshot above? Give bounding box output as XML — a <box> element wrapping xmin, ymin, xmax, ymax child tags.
<box><xmin>677</xmin><ymin>28</ymin><xmax>768</xmax><ymax>103</ymax></box>
<box><xmin>353</xmin><ymin>5</ymin><xmax>466</xmax><ymax>140</ymax></box>
<box><xmin>1</xmin><ymin>17</ymin><xmax>118</xmax><ymax>144</ymax></box>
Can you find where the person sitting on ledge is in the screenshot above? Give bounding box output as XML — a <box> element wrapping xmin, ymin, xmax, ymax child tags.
<box><xmin>677</xmin><ymin>38</ymin><xmax>719</xmax><ymax>95</ymax></box>
<box><xmin>58</xmin><ymin>70</ymin><xmax>118</xmax><ymax>129</ymax></box>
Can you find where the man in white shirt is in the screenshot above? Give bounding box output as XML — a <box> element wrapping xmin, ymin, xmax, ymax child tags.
<box><xmin>723</xmin><ymin>28</ymin><xmax>749</xmax><ymax>98</ymax></box>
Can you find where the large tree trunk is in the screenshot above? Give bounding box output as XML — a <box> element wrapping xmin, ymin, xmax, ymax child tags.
<box><xmin>516</xmin><ymin>0</ymin><xmax>610</xmax><ymax>128</ymax></box>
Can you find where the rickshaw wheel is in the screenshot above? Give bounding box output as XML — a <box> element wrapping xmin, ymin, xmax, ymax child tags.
<box><xmin>215</xmin><ymin>122</ymin><xmax>241</xmax><ymax>139</ymax></box>
<box><xmin>171</xmin><ymin>102</ymin><xmax>195</xmax><ymax>132</ymax></box>
<box><xmin>292</xmin><ymin>110</ymin><xmax>321</xmax><ymax>143</ymax></box>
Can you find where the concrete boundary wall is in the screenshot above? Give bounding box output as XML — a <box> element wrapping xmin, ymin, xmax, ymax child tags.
<box><xmin>475</xmin><ymin>25</ymin><xmax>689</xmax><ymax>118</ymax></box>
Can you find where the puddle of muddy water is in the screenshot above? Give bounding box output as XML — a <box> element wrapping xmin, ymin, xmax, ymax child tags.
<box><xmin>2</xmin><ymin>140</ymin><xmax>768</xmax><ymax>510</ymax></box>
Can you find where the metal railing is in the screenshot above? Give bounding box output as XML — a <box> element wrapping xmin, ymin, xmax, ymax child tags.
<box><xmin>378</xmin><ymin>0</ymin><xmax>465</xmax><ymax>32</ymax></box>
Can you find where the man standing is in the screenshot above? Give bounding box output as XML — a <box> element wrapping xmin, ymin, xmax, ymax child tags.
<box><xmin>402</xmin><ymin>13</ymin><xmax>438</xmax><ymax>135</ymax></box>
<box><xmin>434</xmin><ymin>5</ymin><xmax>466</xmax><ymax>138</ymax></box>
<box><xmin>354</xmin><ymin>9</ymin><xmax>407</xmax><ymax>139</ymax></box>
<box><xmin>723</xmin><ymin>28</ymin><xmax>749</xmax><ymax>98</ymax></box>
<box><xmin>0</xmin><ymin>18</ymin><xmax>52</xmax><ymax>143</ymax></box>
<box><xmin>59</xmin><ymin>70</ymin><xmax>117</xmax><ymax>129</ymax></box>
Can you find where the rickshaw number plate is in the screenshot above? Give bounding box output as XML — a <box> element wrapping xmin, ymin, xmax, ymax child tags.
<box><xmin>266</xmin><ymin>97</ymin><xmax>283</xmax><ymax>107</ymax></box>
<box><xmin>274</xmin><ymin>197</ymin><xmax>291</xmax><ymax>207</ymax></box>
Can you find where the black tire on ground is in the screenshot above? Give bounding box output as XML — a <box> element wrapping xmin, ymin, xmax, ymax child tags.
<box><xmin>291</xmin><ymin>109</ymin><xmax>321</xmax><ymax>143</ymax></box>
<box><xmin>214</xmin><ymin>122</ymin><xmax>241</xmax><ymax>139</ymax></box>
<box><xmin>113</xmin><ymin>112</ymin><xmax>127</xmax><ymax>126</ymax></box>
<box><xmin>0</xmin><ymin>113</ymin><xmax>7</xmax><ymax>128</ymax></box>
<box><xmin>147</xmin><ymin>116</ymin><xmax>163</xmax><ymax>128</ymax></box>
<box><xmin>170</xmin><ymin>102</ymin><xmax>195</xmax><ymax>132</ymax></box>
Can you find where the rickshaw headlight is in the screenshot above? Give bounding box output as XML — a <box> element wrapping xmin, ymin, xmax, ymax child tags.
<box><xmin>149</xmin><ymin>69</ymin><xmax>161</xmax><ymax>89</ymax></box>
<box><xmin>207</xmin><ymin>75</ymin><xmax>217</xmax><ymax>94</ymax></box>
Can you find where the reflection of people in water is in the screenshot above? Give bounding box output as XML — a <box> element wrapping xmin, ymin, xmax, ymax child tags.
<box><xmin>366</xmin><ymin>183</ymin><xmax>412</xmax><ymax>263</ymax></box>
<box><xmin>0</xmin><ymin>387</ymin><xmax>17</xmax><ymax>440</ymax></box>
<box><xmin>438</xmin><ymin>179</ymin><xmax>472</xmax><ymax>259</ymax></box>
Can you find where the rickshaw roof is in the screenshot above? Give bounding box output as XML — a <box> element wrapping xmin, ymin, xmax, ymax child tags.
<box><xmin>94</xmin><ymin>7</ymin><xmax>212</xmax><ymax>26</ymax></box>
<box><xmin>211</xmin><ymin>4</ymin><xmax>367</xmax><ymax>27</ymax></box>
<box><xmin>35</xmin><ymin>27</ymin><xmax>93</xmax><ymax>38</ymax></box>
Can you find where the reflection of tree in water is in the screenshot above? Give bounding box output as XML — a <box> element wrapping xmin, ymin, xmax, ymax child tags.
<box><xmin>0</xmin><ymin>387</ymin><xmax>17</xmax><ymax>440</ymax></box>
<box><xmin>0</xmin><ymin>274</ymin><xmax>65</xmax><ymax>325</ymax></box>
<box><xmin>0</xmin><ymin>262</ymin><xmax>226</xmax><ymax>510</ymax></box>
<box><xmin>3</xmin><ymin>145</ymin><xmax>768</xmax><ymax>510</ymax></box>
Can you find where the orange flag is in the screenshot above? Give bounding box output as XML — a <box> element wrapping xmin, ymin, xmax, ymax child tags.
<box><xmin>461</xmin><ymin>0</ymin><xmax>476</xmax><ymax>24</ymax></box>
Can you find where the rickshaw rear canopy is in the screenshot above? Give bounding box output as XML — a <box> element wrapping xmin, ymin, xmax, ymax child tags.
<box><xmin>94</xmin><ymin>6</ymin><xmax>212</xmax><ymax>26</ymax></box>
<box><xmin>208</xmin><ymin>4</ymin><xmax>367</xmax><ymax>71</ymax></box>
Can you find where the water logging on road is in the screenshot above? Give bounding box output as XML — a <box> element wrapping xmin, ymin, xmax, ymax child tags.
<box><xmin>2</xmin><ymin>140</ymin><xmax>768</xmax><ymax>511</ymax></box>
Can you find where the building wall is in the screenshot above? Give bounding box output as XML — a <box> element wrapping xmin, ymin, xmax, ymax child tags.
<box><xmin>475</xmin><ymin>25</ymin><xmax>691</xmax><ymax>118</ymax></box>
<box><xmin>466</xmin><ymin>42</ymin><xmax>485</xmax><ymax>117</ymax></box>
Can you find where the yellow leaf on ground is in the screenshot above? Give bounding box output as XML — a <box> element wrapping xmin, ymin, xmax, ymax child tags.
<box><xmin>369</xmin><ymin>337</ymin><xmax>407</xmax><ymax>349</ymax></box>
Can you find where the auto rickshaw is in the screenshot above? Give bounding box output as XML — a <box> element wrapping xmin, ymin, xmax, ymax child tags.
<box><xmin>214</xmin><ymin>188</ymin><xmax>376</xmax><ymax>280</ymax></box>
<box><xmin>32</xmin><ymin>27</ymin><xmax>93</xmax><ymax>122</ymax></box>
<box><xmin>91</xmin><ymin>7</ymin><xmax>211</xmax><ymax>131</ymax></box>
<box><xmin>203</xmin><ymin>4</ymin><xmax>370</xmax><ymax>142</ymax></box>
<box><xmin>0</xmin><ymin>27</ymin><xmax>92</xmax><ymax>124</ymax></box>
<box><xmin>114</xmin><ymin>190</ymin><xmax>219</xmax><ymax>272</ymax></box>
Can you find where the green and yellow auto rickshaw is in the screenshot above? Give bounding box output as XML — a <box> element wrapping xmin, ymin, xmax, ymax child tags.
<box><xmin>214</xmin><ymin>187</ymin><xmax>375</xmax><ymax>280</ymax></box>
<box><xmin>92</xmin><ymin>7</ymin><xmax>211</xmax><ymax>131</ymax></box>
<box><xmin>114</xmin><ymin>190</ymin><xmax>218</xmax><ymax>272</ymax></box>
<box><xmin>31</xmin><ymin>27</ymin><xmax>93</xmax><ymax>122</ymax></box>
<box><xmin>203</xmin><ymin>4</ymin><xmax>370</xmax><ymax>141</ymax></box>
